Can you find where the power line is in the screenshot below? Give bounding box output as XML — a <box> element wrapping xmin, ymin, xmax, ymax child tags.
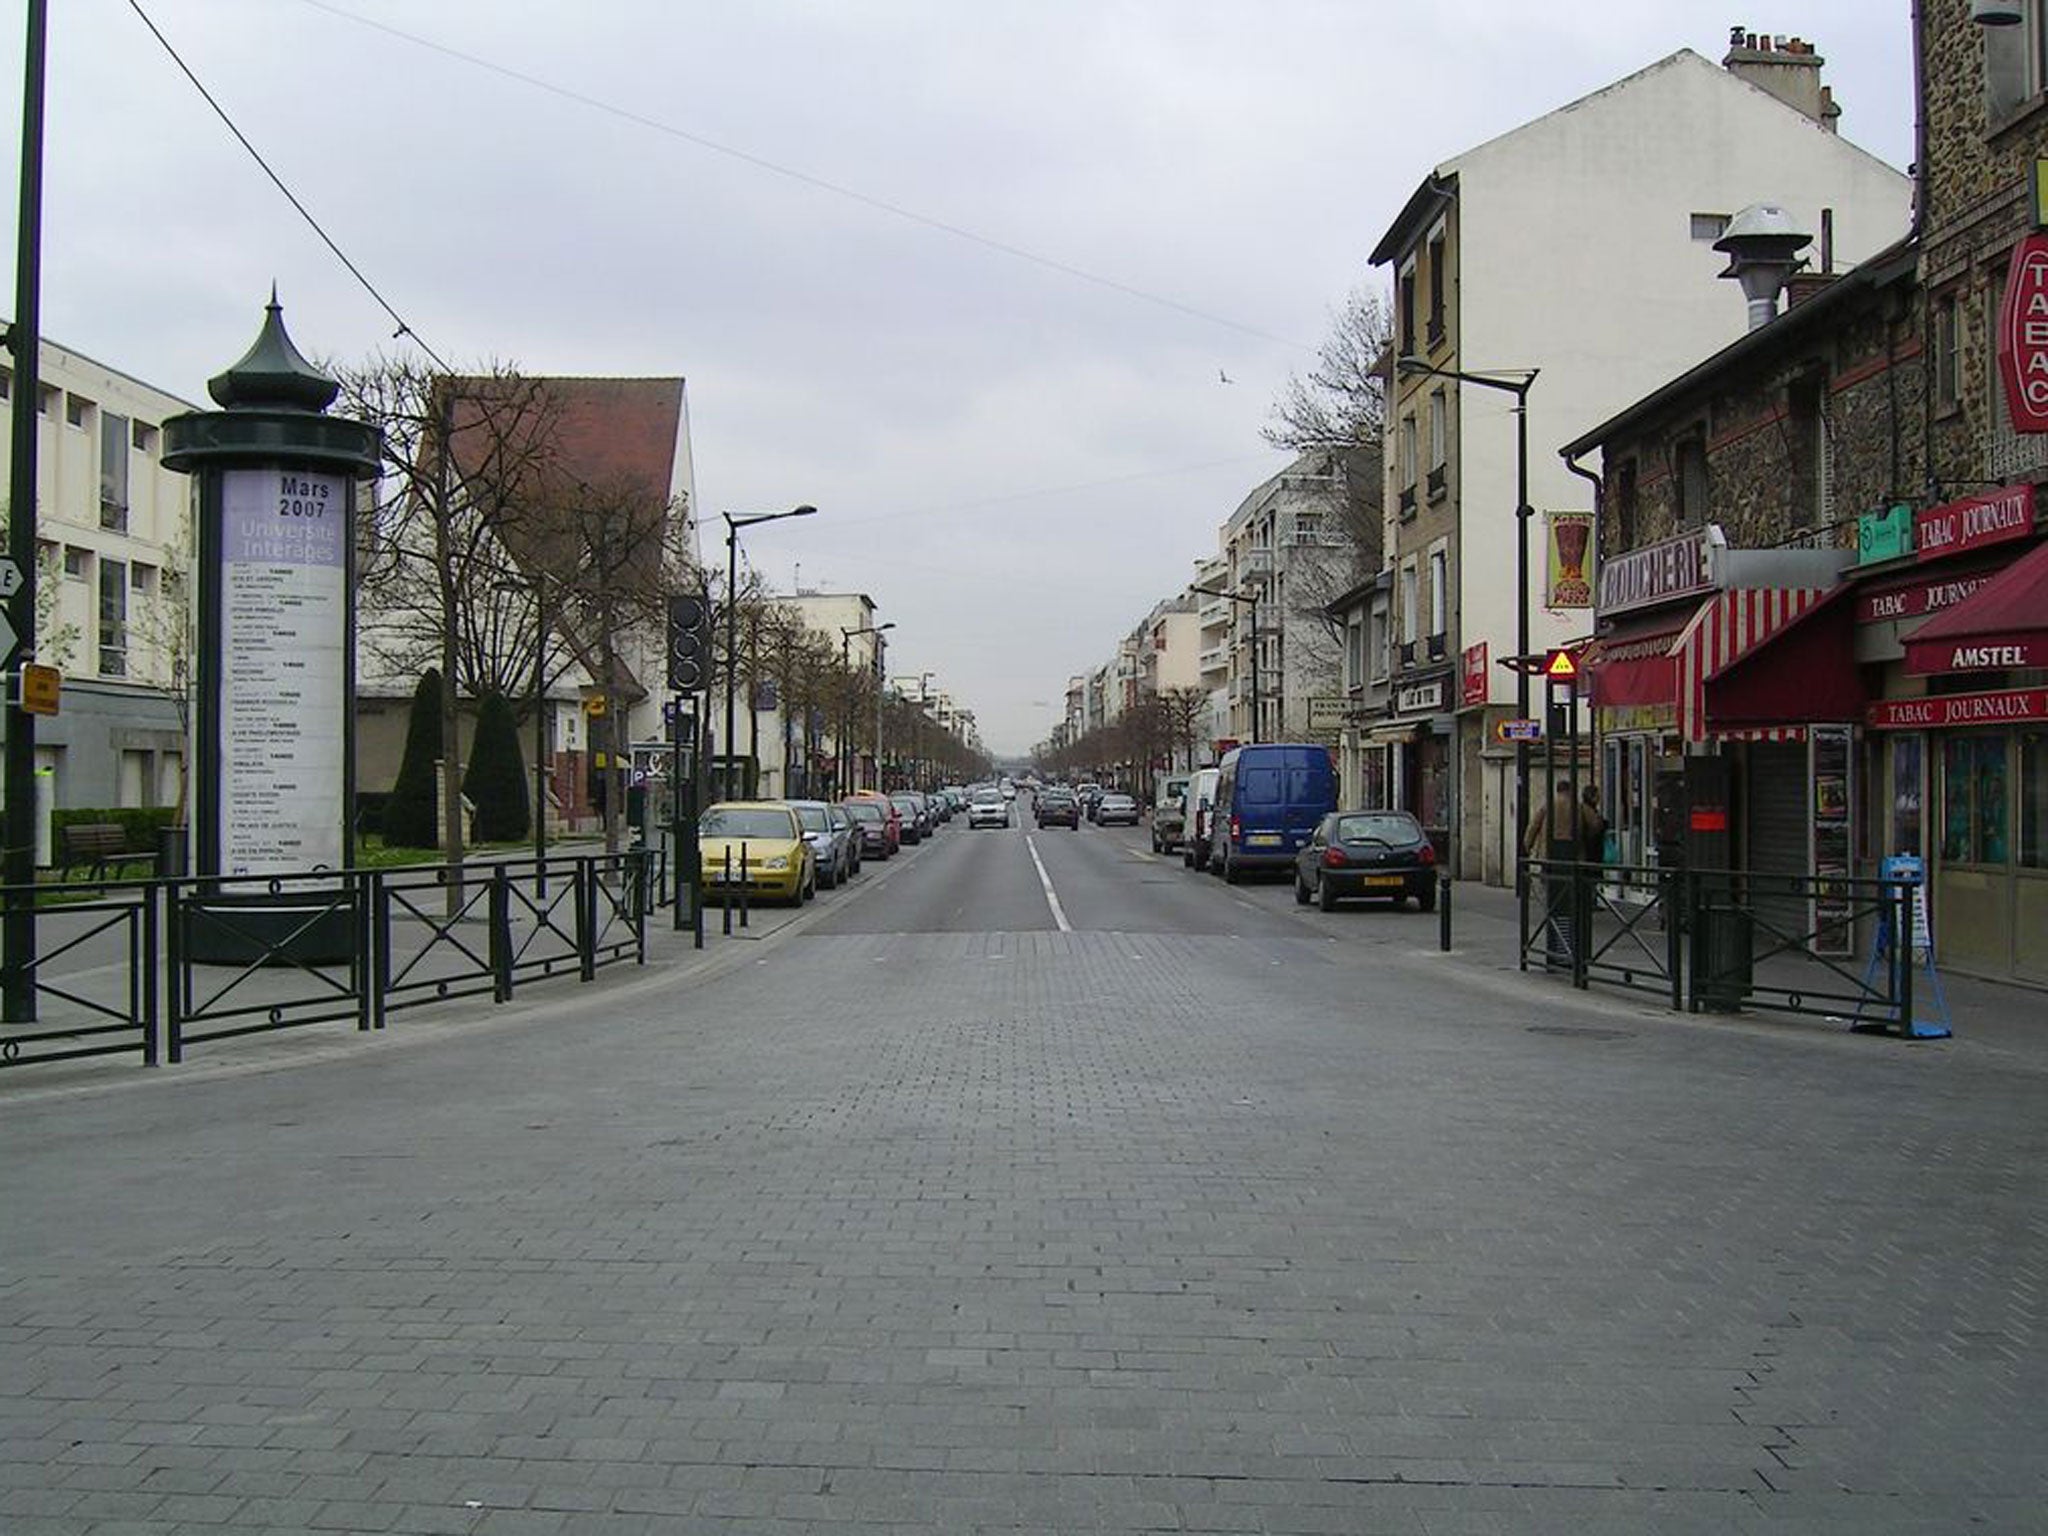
<box><xmin>828</xmin><ymin>452</ymin><xmax>1284</xmax><ymax>528</ymax></box>
<box><xmin>294</xmin><ymin>0</ymin><xmax>1312</xmax><ymax>352</ymax></box>
<box><xmin>127</xmin><ymin>0</ymin><xmax>451</xmax><ymax>372</ymax></box>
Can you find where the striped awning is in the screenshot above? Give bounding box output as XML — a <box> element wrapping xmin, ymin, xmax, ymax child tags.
<box><xmin>1674</xmin><ymin>587</ymin><xmax>1828</xmax><ymax>742</ymax></box>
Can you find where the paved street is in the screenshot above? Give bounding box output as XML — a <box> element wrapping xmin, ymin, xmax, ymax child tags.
<box><xmin>5</xmin><ymin>813</ymin><xmax>2046</xmax><ymax>1533</ymax></box>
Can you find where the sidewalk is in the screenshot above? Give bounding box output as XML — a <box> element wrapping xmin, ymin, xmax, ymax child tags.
<box><xmin>1440</xmin><ymin>874</ymin><xmax>2048</xmax><ymax>1061</ymax></box>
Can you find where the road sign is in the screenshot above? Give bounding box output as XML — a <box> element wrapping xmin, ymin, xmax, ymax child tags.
<box><xmin>1544</xmin><ymin>648</ymin><xmax>1579</xmax><ymax>680</ymax></box>
<box><xmin>0</xmin><ymin>606</ymin><xmax>14</xmax><ymax>667</ymax></box>
<box><xmin>0</xmin><ymin>556</ymin><xmax>21</xmax><ymax>600</ymax></box>
<box><xmin>19</xmin><ymin>664</ymin><xmax>60</xmax><ymax>716</ymax></box>
<box><xmin>1495</xmin><ymin>718</ymin><xmax>1543</xmax><ymax>744</ymax></box>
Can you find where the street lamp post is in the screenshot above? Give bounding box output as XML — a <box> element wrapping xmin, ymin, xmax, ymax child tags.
<box><xmin>840</xmin><ymin>621</ymin><xmax>893</xmax><ymax>795</ymax></box>
<box><xmin>1396</xmin><ymin>358</ymin><xmax>1539</xmax><ymax>871</ymax></box>
<box><xmin>722</xmin><ymin>505</ymin><xmax>816</xmax><ymax>801</ymax></box>
<box><xmin>1189</xmin><ymin>583</ymin><xmax>1261</xmax><ymax>743</ymax></box>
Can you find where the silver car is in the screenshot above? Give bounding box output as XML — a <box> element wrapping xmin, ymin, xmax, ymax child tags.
<box><xmin>787</xmin><ymin>799</ymin><xmax>860</xmax><ymax>889</ymax></box>
<box><xmin>967</xmin><ymin>790</ymin><xmax>1011</xmax><ymax>829</ymax></box>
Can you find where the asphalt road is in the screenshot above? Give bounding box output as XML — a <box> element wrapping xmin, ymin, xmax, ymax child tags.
<box><xmin>4</xmin><ymin>804</ymin><xmax>2044</xmax><ymax>1534</ymax></box>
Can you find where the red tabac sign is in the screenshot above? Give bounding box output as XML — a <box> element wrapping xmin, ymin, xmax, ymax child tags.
<box><xmin>1855</xmin><ymin>570</ymin><xmax>1993</xmax><ymax>624</ymax></box>
<box><xmin>1867</xmin><ymin>687</ymin><xmax>2048</xmax><ymax>731</ymax></box>
<box><xmin>1999</xmin><ymin>234</ymin><xmax>2048</xmax><ymax>432</ymax></box>
<box><xmin>1461</xmin><ymin>642</ymin><xmax>1488</xmax><ymax>708</ymax></box>
<box><xmin>1914</xmin><ymin>484</ymin><xmax>2035</xmax><ymax>563</ymax></box>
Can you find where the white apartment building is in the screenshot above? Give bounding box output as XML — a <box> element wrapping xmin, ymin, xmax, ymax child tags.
<box><xmin>2</xmin><ymin>333</ymin><xmax>195</xmax><ymax>813</ymax></box>
<box><xmin>1371</xmin><ymin>37</ymin><xmax>1910</xmax><ymax>882</ymax></box>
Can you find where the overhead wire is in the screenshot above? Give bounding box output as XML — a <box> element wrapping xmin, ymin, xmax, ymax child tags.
<box><xmin>126</xmin><ymin>0</ymin><xmax>451</xmax><ymax>372</ymax></box>
<box><xmin>292</xmin><ymin>0</ymin><xmax>1312</xmax><ymax>352</ymax></box>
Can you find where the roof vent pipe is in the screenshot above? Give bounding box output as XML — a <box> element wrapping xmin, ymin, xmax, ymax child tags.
<box><xmin>1713</xmin><ymin>202</ymin><xmax>1813</xmax><ymax>332</ymax></box>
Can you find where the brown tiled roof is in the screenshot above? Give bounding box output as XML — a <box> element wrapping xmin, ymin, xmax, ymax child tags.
<box><xmin>442</xmin><ymin>374</ymin><xmax>684</xmax><ymax>509</ymax></box>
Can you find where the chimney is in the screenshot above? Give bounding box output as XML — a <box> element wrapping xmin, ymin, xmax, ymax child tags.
<box><xmin>1723</xmin><ymin>28</ymin><xmax>1837</xmax><ymax>131</ymax></box>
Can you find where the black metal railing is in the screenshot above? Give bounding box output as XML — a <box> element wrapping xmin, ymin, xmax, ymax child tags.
<box><xmin>1520</xmin><ymin>859</ymin><xmax>1926</xmax><ymax>1035</ymax></box>
<box><xmin>0</xmin><ymin>849</ymin><xmax>651</xmax><ymax>1073</ymax></box>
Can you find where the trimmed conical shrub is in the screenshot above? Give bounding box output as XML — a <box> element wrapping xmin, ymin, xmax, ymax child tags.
<box><xmin>383</xmin><ymin>669</ymin><xmax>443</xmax><ymax>849</ymax></box>
<box><xmin>464</xmin><ymin>689</ymin><xmax>531</xmax><ymax>843</ymax></box>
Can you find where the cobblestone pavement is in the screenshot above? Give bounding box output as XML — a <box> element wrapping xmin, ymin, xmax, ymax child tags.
<box><xmin>4</xmin><ymin>856</ymin><xmax>2047</xmax><ymax>1532</ymax></box>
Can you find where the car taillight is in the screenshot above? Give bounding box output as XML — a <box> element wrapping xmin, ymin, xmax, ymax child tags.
<box><xmin>1419</xmin><ymin>841</ymin><xmax>1437</xmax><ymax>865</ymax></box>
<box><xmin>1321</xmin><ymin>848</ymin><xmax>1348</xmax><ymax>868</ymax></box>
<box><xmin>1229</xmin><ymin>815</ymin><xmax>1241</xmax><ymax>841</ymax></box>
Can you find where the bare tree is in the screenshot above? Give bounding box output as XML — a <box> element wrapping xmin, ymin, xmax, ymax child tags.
<box><xmin>1264</xmin><ymin>284</ymin><xmax>1391</xmax><ymax>456</ymax></box>
<box><xmin>335</xmin><ymin>358</ymin><xmax>562</xmax><ymax>871</ymax></box>
<box><xmin>1156</xmin><ymin>686</ymin><xmax>1209</xmax><ymax>770</ymax></box>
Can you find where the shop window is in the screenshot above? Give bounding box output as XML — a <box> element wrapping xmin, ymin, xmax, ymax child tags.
<box><xmin>2022</xmin><ymin>730</ymin><xmax>2048</xmax><ymax>870</ymax></box>
<box><xmin>1941</xmin><ymin>735</ymin><xmax>2010</xmax><ymax>867</ymax></box>
<box><xmin>1891</xmin><ymin>736</ymin><xmax>1923</xmax><ymax>857</ymax></box>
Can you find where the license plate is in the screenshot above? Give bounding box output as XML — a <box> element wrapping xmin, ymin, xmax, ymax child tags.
<box><xmin>1247</xmin><ymin>834</ymin><xmax>1282</xmax><ymax>847</ymax></box>
<box><xmin>1361</xmin><ymin>874</ymin><xmax>1404</xmax><ymax>888</ymax></box>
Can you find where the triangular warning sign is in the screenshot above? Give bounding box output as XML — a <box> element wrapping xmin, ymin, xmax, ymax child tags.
<box><xmin>1545</xmin><ymin>648</ymin><xmax>1578</xmax><ymax>679</ymax></box>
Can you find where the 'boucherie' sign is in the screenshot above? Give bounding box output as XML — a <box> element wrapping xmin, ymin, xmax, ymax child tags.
<box><xmin>1596</xmin><ymin>526</ymin><xmax>1720</xmax><ymax>616</ymax></box>
<box><xmin>1998</xmin><ymin>234</ymin><xmax>2048</xmax><ymax>432</ymax></box>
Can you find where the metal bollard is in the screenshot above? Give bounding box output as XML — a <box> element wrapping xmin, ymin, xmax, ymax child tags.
<box><xmin>722</xmin><ymin>845</ymin><xmax>734</xmax><ymax>936</ymax></box>
<box><xmin>1438</xmin><ymin>874</ymin><xmax>1452</xmax><ymax>952</ymax></box>
<box><xmin>738</xmin><ymin>841</ymin><xmax>750</xmax><ymax>929</ymax></box>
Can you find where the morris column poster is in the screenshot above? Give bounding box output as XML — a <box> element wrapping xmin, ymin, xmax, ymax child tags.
<box><xmin>219</xmin><ymin>468</ymin><xmax>347</xmax><ymax>875</ymax></box>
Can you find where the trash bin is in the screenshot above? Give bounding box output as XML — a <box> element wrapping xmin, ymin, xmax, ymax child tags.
<box><xmin>156</xmin><ymin>823</ymin><xmax>188</xmax><ymax>879</ymax></box>
<box><xmin>1692</xmin><ymin>885</ymin><xmax>1752</xmax><ymax>1012</ymax></box>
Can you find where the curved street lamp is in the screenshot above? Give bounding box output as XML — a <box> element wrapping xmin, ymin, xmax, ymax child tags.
<box><xmin>839</xmin><ymin>621</ymin><xmax>893</xmax><ymax>795</ymax></box>
<box><xmin>721</xmin><ymin>505</ymin><xmax>816</xmax><ymax>800</ymax></box>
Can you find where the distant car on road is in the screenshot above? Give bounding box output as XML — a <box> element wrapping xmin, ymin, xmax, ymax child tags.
<box><xmin>967</xmin><ymin>790</ymin><xmax>1011</xmax><ymax>829</ymax></box>
<box><xmin>1094</xmin><ymin>792</ymin><xmax>1140</xmax><ymax>827</ymax></box>
<box><xmin>1034</xmin><ymin>789</ymin><xmax>1079</xmax><ymax>828</ymax></box>
<box><xmin>1294</xmin><ymin>809</ymin><xmax>1438</xmax><ymax>912</ymax></box>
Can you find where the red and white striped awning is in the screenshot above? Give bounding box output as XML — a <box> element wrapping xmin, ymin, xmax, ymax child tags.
<box><xmin>1674</xmin><ymin>587</ymin><xmax>1827</xmax><ymax>742</ymax></box>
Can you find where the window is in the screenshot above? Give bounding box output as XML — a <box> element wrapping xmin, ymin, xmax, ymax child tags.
<box><xmin>1674</xmin><ymin>437</ymin><xmax>1710</xmax><ymax>528</ymax></box>
<box><xmin>63</xmin><ymin>545</ymin><xmax>90</xmax><ymax>580</ymax></box>
<box><xmin>131</xmin><ymin>562</ymin><xmax>157</xmax><ymax>593</ymax></box>
<box><xmin>1690</xmin><ymin>212</ymin><xmax>1731</xmax><ymax>242</ymax></box>
<box><xmin>0</xmin><ymin>365</ymin><xmax>10</xmax><ymax>400</ymax></box>
<box><xmin>131</xmin><ymin>420</ymin><xmax>159</xmax><ymax>454</ymax></box>
<box><xmin>1346</xmin><ymin>615</ymin><xmax>1365</xmax><ymax>689</ymax></box>
<box><xmin>99</xmin><ymin>557</ymin><xmax>128</xmax><ymax>677</ymax></box>
<box><xmin>1293</xmin><ymin>515</ymin><xmax>1322</xmax><ymax>546</ymax></box>
<box><xmin>1985</xmin><ymin>4</ymin><xmax>2048</xmax><ymax>123</ymax></box>
<box><xmin>1614</xmin><ymin>459</ymin><xmax>1639</xmax><ymax>549</ymax></box>
<box><xmin>36</xmin><ymin>384</ymin><xmax>57</xmax><ymax>416</ymax></box>
<box><xmin>1398</xmin><ymin>413</ymin><xmax>1418</xmax><ymax>514</ymax></box>
<box><xmin>1369</xmin><ymin>605</ymin><xmax>1390</xmax><ymax>682</ymax></box>
<box><xmin>2021</xmin><ymin>730</ymin><xmax>2048</xmax><ymax>869</ymax></box>
<box><xmin>1941</xmin><ymin>736</ymin><xmax>2010</xmax><ymax>866</ymax></box>
<box><xmin>1427</xmin><ymin>388</ymin><xmax>1448</xmax><ymax>498</ymax></box>
<box><xmin>100</xmin><ymin>412</ymin><xmax>130</xmax><ymax>533</ymax></box>
<box><xmin>1786</xmin><ymin>375</ymin><xmax>1826</xmax><ymax>531</ymax></box>
<box><xmin>1398</xmin><ymin>259</ymin><xmax>1417</xmax><ymax>355</ymax></box>
<box><xmin>1932</xmin><ymin>288</ymin><xmax>1961</xmax><ymax>416</ymax></box>
<box><xmin>1426</xmin><ymin>230</ymin><xmax>1447</xmax><ymax>347</ymax></box>
<box><xmin>65</xmin><ymin>393</ymin><xmax>94</xmax><ymax>429</ymax></box>
<box><xmin>1428</xmin><ymin>547</ymin><xmax>1448</xmax><ymax>640</ymax></box>
<box><xmin>1399</xmin><ymin>561</ymin><xmax>1419</xmax><ymax>647</ymax></box>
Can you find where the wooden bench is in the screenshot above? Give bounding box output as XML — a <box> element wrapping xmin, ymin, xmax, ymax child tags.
<box><xmin>57</xmin><ymin>823</ymin><xmax>159</xmax><ymax>882</ymax></box>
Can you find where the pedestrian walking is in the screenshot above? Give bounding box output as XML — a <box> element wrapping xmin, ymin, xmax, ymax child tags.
<box><xmin>1579</xmin><ymin>784</ymin><xmax>1608</xmax><ymax>865</ymax></box>
<box><xmin>1524</xmin><ymin>780</ymin><xmax>1585</xmax><ymax>967</ymax></box>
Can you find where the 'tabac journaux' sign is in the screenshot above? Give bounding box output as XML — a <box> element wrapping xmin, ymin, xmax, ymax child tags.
<box><xmin>1914</xmin><ymin>484</ymin><xmax>2034</xmax><ymax>563</ymax></box>
<box><xmin>1998</xmin><ymin>234</ymin><xmax>2048</xmax><ymax>432</ymax></box>
<box><xmin>1867</xmin><ymin>687</ymin><xmax>2048</xmax><ymax>730</ymax></box>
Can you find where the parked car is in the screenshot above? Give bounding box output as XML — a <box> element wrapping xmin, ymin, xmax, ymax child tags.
<box><xmin>1206</xmin><ymin>743</ymin><xmax>1337</xmax><ymax>883</ymax></box>
<box><xmin>787</xmin><ymin>799</ymin><xmax>859</xmax><ymax>889</ymax></box>
<box><xmin>698</xmin><ymin>801</ymin><xmax>816</xmax><ymax>904</ymax></box>
<box><xmin>1150</xmin><ymin>773</ymin><xmax>1191</xmax><ymax>852</ymax></box>
<box><xmin>829</xmin><ymin>803</ymin><xmax>864</xmax><ymax>877</ymax></box>
<box><xmin>967</xmin><ymin>789</ymin><xmax>1011</xmax><ymax>829</ymax></box>
<box><xmin>1294</xmin><ymin>809</ymin><xmax>1438</xmax><ymax>912</ymax></box>
<box><xmin>1094</xmin><ymin>792</ymin><xmax>1140</xmax><ymax>827</ymax></box>
<box><xmin>1181</xmin><ymin>767</ymin><xmax>1220</xmax><ymax>871</ymax></box>
<box><xmin>889</xmin><ymin>792</ymin><xmax>928</xmax><ymax>844</ymax></box>
<box><xmin>841</xmin><ymin>795</ymin><xmax>900</xmax><ymax>858</ymax></box>
<box><xmin>1035</xmin><ymin>789</ymin><xmax>1080</xmax><ymax>828</ymax></box>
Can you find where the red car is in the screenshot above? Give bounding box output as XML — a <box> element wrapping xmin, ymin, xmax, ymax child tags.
<box><xmin>841</xmin><ymin>795</ymin><xmax>902</xmax><ymax>858</ymax></box>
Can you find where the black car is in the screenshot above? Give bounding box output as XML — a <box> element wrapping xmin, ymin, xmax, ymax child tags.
<box><xmin>1035</xmin><ymin>790</ymin><xmax>1080</xmax><ymax>828</ymax></box>
<box><xmin>1294</xmin><ymin>809</ymin><xmax>1438</xmax><ymax>912</ymax></box>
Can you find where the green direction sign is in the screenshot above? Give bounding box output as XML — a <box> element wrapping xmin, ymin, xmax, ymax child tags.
<box><xmin>1857</xmin><ymin>503</ymin><xmax>1913</xmax><ymax>565</ymax></box>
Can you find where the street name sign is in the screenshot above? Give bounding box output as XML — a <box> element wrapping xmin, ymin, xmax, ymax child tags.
<box><xmin>1496</xmin><ymin>718</ymin><xmax>1543</xmax><ymax>743</ymax></box>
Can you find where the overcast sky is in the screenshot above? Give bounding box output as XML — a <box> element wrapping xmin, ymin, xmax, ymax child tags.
<box><xmin>16</xmin><ymin>2</ymin><xmax>1914</xmax><ymax>754</ymax></box>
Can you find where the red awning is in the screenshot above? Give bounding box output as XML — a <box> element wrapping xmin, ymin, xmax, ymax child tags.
<box><xmin>1902</xmin><ymin>538</ymin><xmax>2048</xmax><ymax>674</ymax></box>
<box><xmin>1582</xmin><ymin>610</ymin><xmax>1694</xmax><ymax>709</ymax></box>
<box><xmin>1699</xmin><ymin>585</ymin><xmax>1865</xmax><ymax>736</ymax></box>
<box><xmin>1675</xmin><ymin>586</ymin><xmax>1830</xmax><ymax>741</ymax></box>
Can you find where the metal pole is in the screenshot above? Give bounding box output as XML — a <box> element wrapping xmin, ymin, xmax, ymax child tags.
<box><xmin>839</xmin><ymin>630</ymin><xmax>851</xmax><ymax>799</ymax></box>
<box><xmin>1513</xmin><ymin>378</ymin><xmax>1532</xmax><ymax>892</ymax></box>
<box><xmin>722</xmin><ymin>517</ymin><xmax>738</xmax><ymax>805</ymax></box>
<box><xmin>1250</xmin><ymin>592</ymin><xmax>1261</xmax><ymax>743</ymax></box>
<box><xmin>3</xmin><ymin>0</ymin><xmax>47</xmax><ymax>1024</ymax></box>
<box><xmin>533</xmin><ymin>581</ymin><xmax>548</xmax><ymax>900</ymax></box>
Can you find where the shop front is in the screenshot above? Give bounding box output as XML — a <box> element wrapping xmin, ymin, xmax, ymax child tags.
<box><xmin>1383</xmin><ymin>671</ymin><xmax>1454</xmax><ymax>860</ymax></box>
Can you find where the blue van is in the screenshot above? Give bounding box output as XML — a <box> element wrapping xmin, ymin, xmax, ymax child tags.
<box><xmin>1206</xmin><ymin>743</ymin><xmax>1337</xmax><ymax>882</ymax></box>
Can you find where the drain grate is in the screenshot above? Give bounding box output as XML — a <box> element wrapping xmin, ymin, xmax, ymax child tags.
<box><xmin>1526</xmin><ymin>1024</ymin><xmax>1635</xmax><ymax>1041</ymax></box>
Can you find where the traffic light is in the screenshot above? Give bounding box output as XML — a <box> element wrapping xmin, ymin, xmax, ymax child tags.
<box><xmin>667</xmin><ymin>593</ymin><xmax>709</xmax><ymax>692</ymax></box>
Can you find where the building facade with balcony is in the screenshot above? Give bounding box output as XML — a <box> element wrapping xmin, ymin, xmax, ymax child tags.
<box><xmin>4</xmin><ymin>333</ymin><xmax>195</xmax><ymax>815</ymax></box>
<box><xmin>1372</xmin><ymin>35</ymin><xmax>1910</xmax><ymax>882</ymax></box>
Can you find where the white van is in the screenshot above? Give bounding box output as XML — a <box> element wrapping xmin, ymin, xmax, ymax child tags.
<box><xmin>1180</xmin><ymin>768</ymin><xmax>1221</xmax><ymax>871</ymax></box>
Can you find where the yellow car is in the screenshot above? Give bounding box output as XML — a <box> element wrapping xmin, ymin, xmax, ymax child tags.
<box><xmin>698</xmin><ymin>801</ymin><xmax>817</xmax><ymax>904</ymax></box>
